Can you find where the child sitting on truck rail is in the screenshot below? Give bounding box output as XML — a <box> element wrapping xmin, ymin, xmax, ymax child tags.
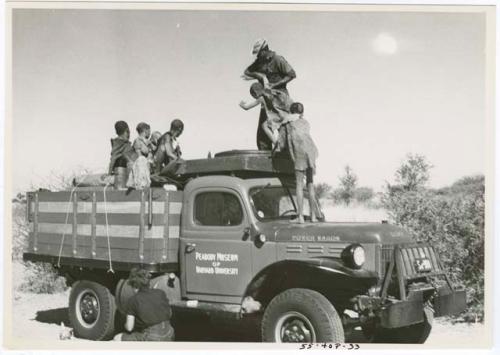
<box><xmin>153</xmin><ymin>119</ymin><xmax>184</xmax><ymax>176</ymax></box>
<box><xmin>114</xmin><ymin>268</ymin><xmax>174</xmax><ymax>341</ymax></box>
<box><xmin>108</xmin><ymin>121</ymin><xmax>134</xmax><ymax>175</ymax></box>
<box><xmin>279</xmin><ymin>102</ymin><xmax>321</xmax><ymax>224</ymax></box>
<box><xmin>239</xmin><ymin>82</ymin><xmax>292</xmax><ymax>150</ymax></box>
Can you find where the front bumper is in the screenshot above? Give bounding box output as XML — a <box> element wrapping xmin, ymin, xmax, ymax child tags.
<box><xmin>379</xmin><ymin>288</ymin><xmax>467</xmax><ymax>328</ymax></box>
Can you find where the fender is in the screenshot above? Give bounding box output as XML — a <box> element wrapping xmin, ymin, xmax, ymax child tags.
<box><xmin>244</xmin><ymin>258</ymin><xmax>378</xmax><ymax>309</ymax></box>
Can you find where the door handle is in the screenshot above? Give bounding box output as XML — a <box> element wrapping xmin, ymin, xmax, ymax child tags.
<box><xmin>185</xmin><ymin>243</ymin><xmax>196</xmax><ymax>253</ymax></box>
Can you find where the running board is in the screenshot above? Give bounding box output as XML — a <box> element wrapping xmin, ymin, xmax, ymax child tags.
<box><xmin>171</xmin><ymin>300</ymin><xmax>243</xmax><ymax>319</ymax></box>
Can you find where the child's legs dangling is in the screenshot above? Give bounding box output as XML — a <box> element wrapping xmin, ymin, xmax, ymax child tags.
<box><xmin>261</xmin><ymin>122</ymin><xmax>277</xmax><ymax>145</ymax></box>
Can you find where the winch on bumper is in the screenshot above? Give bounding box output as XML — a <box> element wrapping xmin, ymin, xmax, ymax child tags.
<box><xmin>351</xmin><ymin>244</ymin><xmax>467</xmax><ymax>329</ymax></box>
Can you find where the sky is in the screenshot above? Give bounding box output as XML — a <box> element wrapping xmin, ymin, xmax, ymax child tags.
<box><xmin>12</xmin><ymin>8</ymin><xmax>487</xmax><ymax>193</ymax></box>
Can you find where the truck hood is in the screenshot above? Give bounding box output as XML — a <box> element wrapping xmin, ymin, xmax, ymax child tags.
<box><xmin>260</xmin><ymin>221</ymin><xmax>414</xmax><ymax>244</ymax></box>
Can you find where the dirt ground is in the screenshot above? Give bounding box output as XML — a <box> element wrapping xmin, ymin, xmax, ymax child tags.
<box><xmin>10</xmin><ymin>263</ymin><xmax>485</xmax><ymax>345</ymax></box>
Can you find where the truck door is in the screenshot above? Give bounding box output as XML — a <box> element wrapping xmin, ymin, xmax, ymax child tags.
<box><xmin>180</xmin><ymin>188</ymin><xmax>252</xmax><ymax>302</ymax></box>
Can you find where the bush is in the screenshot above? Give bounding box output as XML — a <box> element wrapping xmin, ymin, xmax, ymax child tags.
<box><xmin>382</xmin><ymin>175</ymin><xmax>484</xmax><ymax>322</ymax></box>
<box><xmin>334</xmin><ymin>166</ymin><xmax>358</xmax><ymax>205</ymax></box>
<box><xmin>12</xmin><ymin>201</ymin><xmax>29</xmax><ymax>261</ymax></box>
<box><xmin>12</xmin><ymin>194</ymin><xmax>68</xmax><ymax>294</ymax></box>
<box><xmin>314</xmin><ymin>182</ymin><xmax>332</xmax><ymax>200</ymax></box>
<box><xmin>19</xmin><ymin>261</ymin><xmax>67</xmax><ymax>294</ymax></box>
<box><xmin>354</xmin><ymin>187</ymin><xmax>374</xmax><ymax>204</ymax></box>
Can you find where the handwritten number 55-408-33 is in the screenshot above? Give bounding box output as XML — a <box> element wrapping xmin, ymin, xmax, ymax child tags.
<box><xmin>299</xmin><ymin>343</ymin><xmax>361</xmax><ymax>350</ymax></box>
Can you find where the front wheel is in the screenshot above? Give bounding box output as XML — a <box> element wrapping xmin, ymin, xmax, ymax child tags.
<box><xmin>261</xmin><ymin>288</ymin><xmax>345</xmax><ymax>343</ymax></box>
<box><xmin>68</xmin><ymin>280</ymin><xmax>117</xmax><ymax>340</ymax></box>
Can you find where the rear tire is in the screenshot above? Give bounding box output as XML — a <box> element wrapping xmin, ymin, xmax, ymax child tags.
<box><xmin>69</xmin><ymin>280</ymin><xmax>117</xmax><ymax>340</ymax></box>
<box><xmin>261</xmin><ymin>288</ymin><xmax>345</xmax><ymax>343</ymax></box>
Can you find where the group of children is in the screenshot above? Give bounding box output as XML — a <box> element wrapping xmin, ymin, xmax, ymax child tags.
<box><xmin>108</xmin><ymin>119</ymin><xmax>184</xmax><ymax>190</ymax></box>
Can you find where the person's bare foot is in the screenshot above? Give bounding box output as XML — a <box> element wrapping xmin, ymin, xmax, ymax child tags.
<box><xmin>290</xmin><ymin>216</ymin><xmax>304</xmax><ymax>224</ymax></box>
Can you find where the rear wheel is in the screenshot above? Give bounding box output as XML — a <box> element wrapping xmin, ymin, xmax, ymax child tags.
<box><xmin>69</xmin><ymin>280</ymin><xmax>117</xmax><ymax>340</ymax></box>
<box><xmin>261</xmin><ymin>288</ymin><xmax>345</xmax><ymax>343</ymax></box>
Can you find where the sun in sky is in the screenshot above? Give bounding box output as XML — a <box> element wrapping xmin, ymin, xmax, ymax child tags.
<box><xmin>372</xmin><ymin>32</ymin><xmax>398</xmax><ymax>55</ymax></box>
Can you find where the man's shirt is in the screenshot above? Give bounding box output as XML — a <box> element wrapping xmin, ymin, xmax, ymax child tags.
<box><xmin>246</xmin><ymin>51</ymin><xmax>296</xmax><ymax>91</ymax></box>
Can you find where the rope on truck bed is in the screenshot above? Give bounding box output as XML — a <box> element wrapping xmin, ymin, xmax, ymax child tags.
<box><xmin>103</xmin><ymin>183</ymin><xmax>114</xmax><ymax>273</ymax></box>
<box><xmin>56</xmin><ymin>182</ymin><xmax>114</xmax><ymax>273</ymax></box>
<box><xmin>56</xmin><ymin>185</ymin><xmax>80</xmax><ymax>268</ymax></box>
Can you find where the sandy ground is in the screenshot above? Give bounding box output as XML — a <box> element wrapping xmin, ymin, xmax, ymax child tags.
<box><xmin>10</xmin><ymin>263</ymin><xmax>485</xmax><ymax>346</ymax></box>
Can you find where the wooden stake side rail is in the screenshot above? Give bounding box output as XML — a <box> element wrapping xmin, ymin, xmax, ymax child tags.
<box><xmin>25</xmin><ymin>188</ymin><xmax>183</xmax><ymax>268</ymax></box>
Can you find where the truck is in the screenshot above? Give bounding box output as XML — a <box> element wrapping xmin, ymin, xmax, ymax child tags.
<box><xmin>23</xmin><ymin>150</ymin><xmax>466</xmax><ymax>343</ymax></box>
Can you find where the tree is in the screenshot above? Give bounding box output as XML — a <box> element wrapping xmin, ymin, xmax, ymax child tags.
<box><xmin>337</xmin><ymin>166</ymin><xmax>358</xmax><ymax>205</ymax></box>
<box><xmin>394</xmin><ymin>154</ymin><xmax>433</xmax><ymax>191</ymax></box>
<box><xmin>354</xmin><ymin>187</ymin><xmax>374</xmax><ymax>204</ymax></box>
<box><xmin>314</xmin><ymin>182</ymin><xmax>332</xmax><ymax>200</ymax></box>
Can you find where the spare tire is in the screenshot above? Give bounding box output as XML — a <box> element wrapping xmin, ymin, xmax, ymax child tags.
<box><xmin>69</xmin><ymin>280</ymin><xmax>117</xmax><ymax>340</ymax></box>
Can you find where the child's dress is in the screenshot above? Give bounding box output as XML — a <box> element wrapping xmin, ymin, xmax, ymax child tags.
<box><xmin>261</xmin><ymin>88</ymin><xmax>293</xmax><ymax>136</ymax></box>
<box><xmin>280</xmin><ymin>115</ymin><xmax>318</xmax><ymax>173</ymax></box>
<box><xmin>127</xmin><ymin>136</ymin><xmax>152</xmax><ymax>189</ymax></box>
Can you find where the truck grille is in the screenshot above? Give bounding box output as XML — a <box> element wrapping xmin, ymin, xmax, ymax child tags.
<box><xmin>380</xmin><ymin>244</ymin><xmax>442</xmax><ymax>279</ymax></box>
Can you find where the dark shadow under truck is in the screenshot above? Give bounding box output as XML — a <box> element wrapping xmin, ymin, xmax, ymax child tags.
<box><xmin>23</xmin><ymin>150</ymin><xmax>466</xmax><ymax>343</ymax></box>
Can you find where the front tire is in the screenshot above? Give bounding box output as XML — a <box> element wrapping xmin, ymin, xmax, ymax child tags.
<box><xmin>69</xmin><ymin>280</ymin><xmax>117</xmax><ymax>340</ymax></box>
<box><xmin>261</xmin><ymin>288</ymin><xmax>345</xmax><ymax>343</ymax></box>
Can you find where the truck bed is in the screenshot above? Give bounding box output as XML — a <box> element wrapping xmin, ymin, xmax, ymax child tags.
<box><xmin>24</xmin><ymin>187</ymin><xmax>182</xmax><ymax>272</ymax></box>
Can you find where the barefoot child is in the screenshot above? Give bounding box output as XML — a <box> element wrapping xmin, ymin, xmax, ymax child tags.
<box><xmin>127</xmin><ymin>122</ymin><xmax>153</xmax><ymax>190</ymax></box>
<box><xmin>240</xmin><ymin>82</ymin><xmax>292</xmax><ymax>149</ymax></box>
<box><xmin>281</xmin><ymin>102</ymin><xmax>320</xmax><ymax>223</ymax></box>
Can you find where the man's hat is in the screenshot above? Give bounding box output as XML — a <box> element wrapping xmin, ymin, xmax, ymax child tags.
<box><xmin>252</xmin><ymin>38</ymin><xmax>268</xmax><ymax>56</ymax></box>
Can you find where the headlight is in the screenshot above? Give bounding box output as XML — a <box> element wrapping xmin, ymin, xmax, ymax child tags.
<box><xmin>341</xmin><ymin>244</ymin><xmax>365</xmax><ymax>269</ymax></box>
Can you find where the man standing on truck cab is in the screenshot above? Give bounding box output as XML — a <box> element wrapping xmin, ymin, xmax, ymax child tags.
<box><xmin>243</xmin><ymin>39</ymin><xmax>296</xmax><ymax>150</ymax></box>
<box><xmin>108</xmin><ymin>121</ymin><xmax>134</xmax><ymax>175</ymax></box>
<box><xmin>153</xmin><ymin>119</ymin><xmax>184</xmax><ymax>176</ymax></box>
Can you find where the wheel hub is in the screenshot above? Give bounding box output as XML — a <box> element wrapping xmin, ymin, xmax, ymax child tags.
<box><xmin>76</xmin><ymin>289</ymin><xmax>100</xmax><ymax>328</ymax></box>
<box><xmin>276</xmin><ymin>311</ymin><xmax>316</xmax><ymax>343</ymax></box>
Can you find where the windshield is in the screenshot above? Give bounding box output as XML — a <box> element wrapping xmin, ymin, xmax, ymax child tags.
<box><xmin>249</xmin><ymin>185</ymin><xmax>312</xmax><ymax>221</ymax></box>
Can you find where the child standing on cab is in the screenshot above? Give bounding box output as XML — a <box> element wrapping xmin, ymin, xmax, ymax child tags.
<box><xmin>281</xmin><ymin>102</ymin><xmax>320</xmax><ymax>223</ymax></box>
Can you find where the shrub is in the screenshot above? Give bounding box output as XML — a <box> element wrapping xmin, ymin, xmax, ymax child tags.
<box><xmin>394</xmin><ymin>153</ymin><xmax>433</xmax><ymax>191</ymax></box>
<box><xmin>314</xmin><ymin>182</ymin><xmax>332</xmax><ymax>200</ymax></box>
<box><xmin>12</xmin><ymin>193</ymin><xmax>68</xmax><ymax>294</ymax></box>
<box><xmin>18</xmin><ymin>261</ymin><xmax>67</xmax><ymax>294</ymax></box>
<box><xmin>334</xmin><ymin>166</ymin><xmax>358</xmax><ymax>205</ymax></box>
<box><xmin>382</xmin><ymin>174</ymin><xmax>484</xmax><ymax>322</ymax></box>
<box><xmin>12</xmin><ymin>200</ymin><xmax>29</xmax><ymax>261</ymax></box>
<box><xmin>354</xmin><ymin>187</ymin><xmax>374</xmax><ymax>204</ymax></box>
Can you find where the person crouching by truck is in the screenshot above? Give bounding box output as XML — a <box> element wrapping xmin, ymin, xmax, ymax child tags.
<box><xmin>114</xmin><ymin>268</ymin><xmax>174</xmax><ymax>341</ymax></box>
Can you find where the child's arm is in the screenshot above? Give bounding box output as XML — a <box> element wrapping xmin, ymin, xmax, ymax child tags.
<box><xmin>239</xmin><ymin>97</ymin><xmax>263</xmax><ymax>111</ymax></box>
